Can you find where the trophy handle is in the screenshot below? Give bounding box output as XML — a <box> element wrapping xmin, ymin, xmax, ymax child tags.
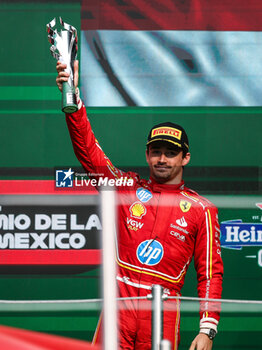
<box><xmin>62</xmin><ymin>81</ymin><xmax>78</xmax><ymax>113</ymax></box>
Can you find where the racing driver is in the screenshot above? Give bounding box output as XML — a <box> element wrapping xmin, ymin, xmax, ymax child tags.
<box><xmin>56</xmin><ymin>60</ymin><xmax>223</xmax><ymax>350</ymax></box>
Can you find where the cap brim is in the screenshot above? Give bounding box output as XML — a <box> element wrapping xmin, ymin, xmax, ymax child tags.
<box><xmin>146</xmin><ymin>138</ymin><xmax>183</xmax><ymax>149</ymax></box>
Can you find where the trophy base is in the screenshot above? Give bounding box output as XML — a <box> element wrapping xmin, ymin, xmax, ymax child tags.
<box><xmin>62</xmin><ymin>105</ymin><xmax>78</xmax><ymax>113</ymax></box>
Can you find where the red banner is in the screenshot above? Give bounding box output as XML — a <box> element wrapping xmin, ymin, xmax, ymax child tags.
<box><xmin>0</xmin><ymin>325</ymin><xmax>100</xmax><ymax>350</ymax></box>
<box><xmin>0</xmin><ymin>180</ymin><xmax>97</xmax><ymax>194</ymax></box>
<box><xmin>0</xmin><ymin>181</ymin><xmax>100</xmax><ymax>268</ymax></box>
<box><xmin>82</xmin><ymin>0</ymin><xmax>262</xmax><ymax>30</ymax></box>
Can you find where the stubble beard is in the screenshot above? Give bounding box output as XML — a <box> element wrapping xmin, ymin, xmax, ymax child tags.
<box><xmin>152</xmin><ymin>167</ymin><xmax>173</xmax><ymax>183</ymax></box>
<box><xmin>151</xmin><ymin>165</ymin><xmax>183</xmax><ymax>184</ymax></box>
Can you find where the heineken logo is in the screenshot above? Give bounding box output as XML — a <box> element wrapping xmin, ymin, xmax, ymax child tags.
<box><xmin>220</xmin><ymin>220</ymin><xmax>262</xmax><ymax>250</ymax></box>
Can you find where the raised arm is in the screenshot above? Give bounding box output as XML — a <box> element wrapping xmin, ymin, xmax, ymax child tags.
<box><xmin>55</xmin><ymin>61</ymin><xmax>131</xmax><ymax>183</ymax></box>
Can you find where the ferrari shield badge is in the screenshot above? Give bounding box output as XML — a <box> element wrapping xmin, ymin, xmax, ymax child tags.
<box><xmin>180</xmin><ymin>200</ymin><xmax>191</xmax><ymax>213</ymax></box>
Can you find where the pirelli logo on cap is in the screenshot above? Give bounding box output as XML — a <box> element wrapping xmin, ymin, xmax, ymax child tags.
<box><xmin>151</xmin><ymin>127</ymin><xmax>182</xmax><ymax>140</ymax></box>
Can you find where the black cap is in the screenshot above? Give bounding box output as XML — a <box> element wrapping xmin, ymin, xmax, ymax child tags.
<box><xmin>146</xmin><ymin>122</ymin><xmax>189</xmax><ymax>152</ymax></box>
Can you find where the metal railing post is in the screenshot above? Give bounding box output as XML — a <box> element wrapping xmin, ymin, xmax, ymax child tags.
<box><xmin>160</xmin><ymin>339</ymin><xmax>172</xmax><ymax>350</ymax></box>
<box><xmin>101</xmin><ymin>189</ymin><xmax>117</xmax><ymax>350</ymax></box>
<box><xmin>151</xmin><ymin>284</ymin><xmax>164</xmax><ymax>350</ymax></box>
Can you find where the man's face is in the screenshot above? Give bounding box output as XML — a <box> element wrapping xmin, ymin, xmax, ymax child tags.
<box><xmin>146</xmin><ymin>141</ymin><xmax>190</xmax><ymax>184</ymax></box>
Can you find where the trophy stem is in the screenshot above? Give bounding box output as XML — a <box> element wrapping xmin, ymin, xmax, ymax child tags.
<box><xmin>62</xmin><ymin>82</ymin><xmax>78</xmax><ymax>113</ymax></box>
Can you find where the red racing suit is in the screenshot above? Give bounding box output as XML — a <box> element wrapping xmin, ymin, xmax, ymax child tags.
<box><xmin>65</xmin><ymin>105</ymin><xmax>223</xmax><ymax>350</ymax></box>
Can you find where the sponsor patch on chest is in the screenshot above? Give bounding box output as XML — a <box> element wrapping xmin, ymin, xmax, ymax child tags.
<box><xmin>176</xmin><ymin>216</ymin><xmax>187</xmax><ymax>227</ymax></box>
<box><xmin>129</xmin><ymin>202</ymin><xmax>147</xmax><ymax>219</ymax></box>
<box><xmin>170</xmin><ymin>230</ymin><xmax>186</xmax><ymax>242</ymax></box>
<box><xmin>136</xmin><ymin>187</ymin><xmax>153</xmax><ymax>203</ymax></box>
<box><xmin>179</xmin><ymin>200</ymin><xmax>191</xmax><ymax>213</ymax></box>
<box><xmin>170</xmin><ymin>222</ymin><xmax>189</xmax><ymax>235</ymax></box>
<box><xmin>136</xmin><ymin>239</ymin><xmax>163</xmax><ymax>266</ymax></box>
<box><xmin>126</xmin><ymin>217</ymin><xmax>144</xmax><ymax>231</ymax></box>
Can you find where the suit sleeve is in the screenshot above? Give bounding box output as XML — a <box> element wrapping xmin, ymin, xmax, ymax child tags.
<box><xmin>65</xmin><ymin>105</ymin><xmax>128</xmax><ymax>182</ymax></box>
<box><xmin>193</xmin><ymin>204</ymin><xmax>224</xmax><ymax>333</ymax></box>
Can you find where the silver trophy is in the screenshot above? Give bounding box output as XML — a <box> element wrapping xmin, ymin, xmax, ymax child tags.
<box><xmin>47</xmin><ymin>17</ymin><xmax>78</xmax><ymax>113</ymax></box>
